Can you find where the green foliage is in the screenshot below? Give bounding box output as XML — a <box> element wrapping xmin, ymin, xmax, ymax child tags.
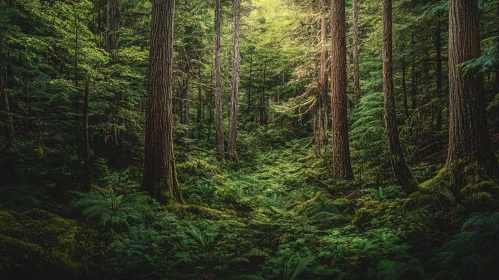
<box><xmin>368</xmin><ymin>185</ymin><xmax>399</xmax><ymax>201</ymax></box>
<box><xmin>0</xmin><ymin>209</ymin><xmax>100</xmax><ymax>278</ymax></box>
<box><xmin>433</xmin><ymin>212</ymin><xmax>499</xmax><ymax>279</ymax></box>
<box><xmin>282</xmin><ymin>255</ymin><xmax>315</xmax><ymax>280</ymax></box>
<box><xmin>350</xmin><ymin>92</ymin><xmax>391</xmax><ymax>184</ymax></box>
<box><xmin>71</xmin><ymin>169</ymin><xmax>152</xmax><ymax>229</ymax></box>
<box><xmin>187</xmin><ymin>223</ymin><xmax>219</xmax><ymax>249</ymax></box>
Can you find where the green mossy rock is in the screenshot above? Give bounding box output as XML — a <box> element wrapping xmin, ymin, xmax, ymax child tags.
<box><xmin>0</xmin><ymin>209</ymin><xmax>101</xmax><ymax>279</ymax></box>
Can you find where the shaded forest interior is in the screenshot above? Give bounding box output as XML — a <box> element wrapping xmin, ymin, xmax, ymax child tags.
<box><xmin>1</xmin><ymin>0</ymin><xmax>499</xmax><ymax>279</ymax></box>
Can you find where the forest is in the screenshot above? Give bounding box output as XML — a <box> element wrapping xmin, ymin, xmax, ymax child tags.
<box><xmin>1</xmin><ymin>0</ymin><xmax>499</xmax><ymax>279</ymax></box>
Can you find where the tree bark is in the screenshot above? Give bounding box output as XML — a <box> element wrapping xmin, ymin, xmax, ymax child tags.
<box><xmin>106</xmin><ymin>0</ymin><xmax>120</xmax><ymax>61</ymax></box>
<box><xmin>227</xmin><ymin>0</ymin><xmax>241</xmax><ymax>161</ymax></box>
<box><xmin>446</xmin><ymin>0</ymin><xmax>498</xmax><ymax>177</ymax></box>
<box><xmin>214</xmin><ymin>0</ymin><xmax>225</xmax><ymax>160</ymax></box>
<box><xmin>330</xmin><ymin>0</ymin><xmax>353</xmax><ymax>179</ymax></box>
<box><xmin>382</xmin><ymin>0</ymin><xmax>417</xmax><ymax>190</ymax></box>
<box><xmin>352</xmin><ymin>0</ymin><xmax>361</xmax><ymax>104</ymax></box>
<box><xmin>314</xmin><ymin>0</ymin><xmax>329</xmax><ymax>157</ymax></box>
<box><xmin>144</xmin><ymin>0</ymin><xmax>184</xmax><ymax>204</ymax></box>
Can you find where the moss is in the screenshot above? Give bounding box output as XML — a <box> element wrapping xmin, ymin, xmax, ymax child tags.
<box><xmin>0</xmin><ymin>209</ymin><xmax>100</xmax><ymax>278</ymax></box>
<box><xmin>177</xmin><ymin>157</ymin><xmax>223</xmax><ymax>175</ymax></box>
<box><xmin>405</xmin><ymin>168</ymin><xmax>456</xmax><ymax>212</ymax></box>
<box><xmin>293</xmin><ymin>192</ymin><xmax>322</xmax><ymax>214</ymax></box>
<box><xmin>352</xmin><ymin>199</ymin><xmax>405</xmax><ymax>227</ymax></box>
<box><xmin>460</xmin><ymin>180</ymin><xmax>499</xmax><ymax>209</ymax></box>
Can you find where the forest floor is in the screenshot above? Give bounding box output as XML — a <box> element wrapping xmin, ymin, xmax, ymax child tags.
<box><xmin>171</xmin><ymin>138</ymin><xmax>362</xmax><ymax>278</ymax></box>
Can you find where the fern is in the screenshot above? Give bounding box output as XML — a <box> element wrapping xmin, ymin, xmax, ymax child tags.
<box><xmin>70</xmin><ymin>170</ymin><xmax>152</xmax><ymax>229</ymax></box>
<box><xmin>434</xmin><ymin>212</ymin><xmax>499</xmax><ymax>279</ymax></box>
<box><xmin>369</xmin><ymin>186</ymin><xmax>398</xmax><ymax>201</ymax></box>
<box><xmin>283</xmin><ymin>255</ymin><xmax>315</xmax><ymax>280</ymax></box>
<box><xmin>187</xmin><ymin>223</ymin><xmax>219</xmax><ymax>249</ymax></box>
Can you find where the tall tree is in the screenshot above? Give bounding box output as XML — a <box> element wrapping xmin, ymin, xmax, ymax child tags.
<box><xmin>446</xmin><ymin>0</ymin><xmax>499</xmax><ymax>177</ymax></box>
<box><xmin>330</xmin><ymin>0</ymin><xmax>353</xmax><ymax>179</ymax></box>
<box><xmin>106</xmin><ymin>0</ymin><xmax>120</xmax><ymax>61</ymax></box>
<box><xmin>214</xmin><ymin>0</ymin><xmax>225</xmax><ymax>160</ymax></box>
<box><xmin>144</xmin><ymin>0</ymin><xmax>183</xmax><ymax>204</ymax></box>
<box><xmin>352</xmin><ymin>0</ymin><xmax>361</xmax><ymax>104</ymax></box>
<box><xmin>314</xmin><ymin>0</ymin><xmax>329</xmax><ymax>157</ymax></box>
<box><xmin>381</xmin><ymin>0</ymin><xmax>417</xmax><ymax>190</ymax></box>
<box><xmin>227</xmin><ymin>0</ymin><xmax>242</xmax><ymax>161</ymax></box>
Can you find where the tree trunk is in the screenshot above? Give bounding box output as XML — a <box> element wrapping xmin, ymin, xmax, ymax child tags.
<box><xmin>352</xmin><ymin>0</ymin><xmax>361</xmax><ymax>104</ymax></box>
<box><xmin>227</xmin><ymin>0</ymin><xmax>241</xmax><ymax>161</ymax></box>
<box><xmin>83</xmin><ymin>80</ymin><xmax>91</xmax><ymax>191</ymax></box>
<box><xmin>214</xmin><ymin>0</ymin><xmax>225</xmax><ymax>160</ymax></box>
<box><xmin>106</xmin><ymin>0</ymin><xmax>120</xmax><ymax>61</ymax></box>
<box><xmin>144</xmin><ymin>0</ymin><xmax>184</xmax><ymax>204</ymax></box>
<box><xmin>382</xmin><ymin>0</ymin><xmax>417</xmax><ymax>190</ymax></box>
<box><xmin>446</xmin><ymin>0</ymin><xmax>499</xmax><ymax>177</ymax></box>
<box><xmin>330</xmin><ymin>0</ymin><xmax>353</xmax><ymax>179</ymax></box>
<box><xmin>314</xmin><ymin>0</ymin><xmax>329</xmax><ymax>157</ymax></box>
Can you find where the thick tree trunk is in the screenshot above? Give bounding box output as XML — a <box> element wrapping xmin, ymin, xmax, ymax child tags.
<box><xmin>352</xmin><ymin>0</ymin><xmax>361</xmax><ymax>104</ymax></box>
<box><xmin>83</xmin><ymin>80</ymin><xmax>91</xmax><ymax>191</ymax></box>
<box><xmin>314</xmin><ymin>0</ymin><xmax>329</xmax><ymax>157</ymax></box>
<box><xmin>446</xmin><ymin>0</ymin><xmax>498</xmax><ymax>177</ymax></box>
<box><xmin>330</xmin><ymin>0</ymin><xmax>353</xmax><ymax>179</ymax></box>
<box><xmin>144</xmin><ymin>0</ymin><xmax>183</xmax><ymax>204</ymax></box>
<box><xmin>382</xmin><ymin>0</ymin><xmax>417</xmax><ymax>190</ymax></box>
<box><xmin>106</xmin><ymin>0</ymin><xmax>120</xmax><ymax>61</ymax></box>
<box><xmin>227</xmin><ymin>0</ymin><xmax>241</xmax><ymax>161</ymax></box>
<box><xmin>214</xmin><ymin>0</ymin><xmax>225</xmax><ymax>160</ymax></box>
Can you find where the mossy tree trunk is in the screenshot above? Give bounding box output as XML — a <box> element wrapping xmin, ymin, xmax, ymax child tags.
<box><xmin>330</xmin><ymin>0</ymin><xmax>353</xmax><ymax>179</ymax></box>
<box><xmin>446</xmin><ymin>0</ymin><xmax>499</xmax><ymax>177</ymax></box>
<box><xmin>382</xmin><ymin>0</ymin><xmax>417</xmax><ymax>191</ymax></box>
<box><xmin>227</xmin><ymin>0</ymin><xmax>241</xmax><ymax>161</ymax></box>
<box><xmin>144</xmin><ymin>0</ymin><xmax>184</xmax><ymax>204</ymax></box>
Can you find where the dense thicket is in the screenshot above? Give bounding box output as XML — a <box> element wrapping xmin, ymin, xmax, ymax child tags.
<box><xmin>0</xmin><ymin>0</ymin><xmax>498</xmax><ymax>279</ymax></box>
